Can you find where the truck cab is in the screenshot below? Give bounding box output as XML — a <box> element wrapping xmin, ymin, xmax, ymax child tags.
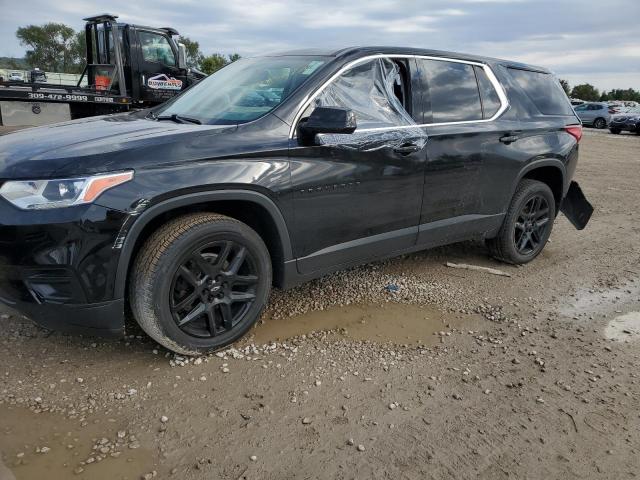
<box><xmin>82</xmin><ymin>14</ymin><xmax>205</xmax><ymax>106</ymax></box>
<box><xmin>0</xmin><ymin>14</ymin><xmax>206</xmax><ymax>127</ymax></box>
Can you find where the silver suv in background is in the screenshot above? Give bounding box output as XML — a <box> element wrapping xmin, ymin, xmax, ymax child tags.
<box><xmin>573</xmin><ymin>102</ymin><xmax>611</xmax><ymax>129</ymax></box>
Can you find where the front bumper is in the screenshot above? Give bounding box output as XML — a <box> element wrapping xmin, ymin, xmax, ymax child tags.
<box><xmin>0</xmin><ymin>200</ymin><xmax>128</xmax><ymax>336</ymax></box>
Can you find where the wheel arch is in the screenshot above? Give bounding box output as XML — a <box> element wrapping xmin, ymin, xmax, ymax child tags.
<box><xmin>593</xmin><ymin>116</ymin><xmax>607</xmax><ymax>128</ymax></box>
<box><xmin>114</xmin><ymin>190</ymin><xmax>294</xmax><ymax>299</ymax></box>
<box><xmin>514</xmin><ymin>159</ymin><xmax>566</xmax><ymax>213</ymax></box>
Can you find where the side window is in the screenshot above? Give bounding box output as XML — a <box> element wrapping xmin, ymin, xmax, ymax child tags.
<box><xmin>416</xmin><ymin>59</ymin><xmax>482</xmax><ymax>123</ymax></box>
<box><xmin>473</xmin><ymin>66</ymin><xmax>502</xmax><ymax>119</ymax></box>
<box><xmin>312</xmin><ymin>58</ymin><xmax>414</xmax><ymax>129</ymax></box>
<box><xmin>139</xmin><ymin>31</ymin><xmax>176</xmax><ymax>66</ymax></box>
<box><xmin>507</xmin><ymin>68</ymin><xmax>574</xmax><ymax>115</ymax></box>
<box><xmin>574</xmin><ymin>105</ymin><xmax>587</xmax><ymax>111</ymax></box>
<box><xmin>305</xmin><ymin>57</ymin><xmax>427</xmax><ymax>149</ymax></box>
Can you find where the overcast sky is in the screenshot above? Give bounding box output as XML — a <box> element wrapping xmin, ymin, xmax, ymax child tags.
<box><xmin>0</xmin><ymin>0</ymin><xmax>638</xmax><ymax>91</ymax></box>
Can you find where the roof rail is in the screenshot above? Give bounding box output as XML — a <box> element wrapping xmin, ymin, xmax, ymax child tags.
<box><xmin>83</xmin><ymin>14</ymin><xmax>119</xmax><ymax>23</ymax></box>
<box><xmin>159</xmin><ymin>27</ymin><xmax>180</xmax><ymax>35</ymax></box>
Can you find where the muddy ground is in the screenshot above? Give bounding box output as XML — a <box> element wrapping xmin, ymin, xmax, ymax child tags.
<box><xmin>1</xmin><ymin>129</ymin><xmax>639</xmax><ymax>480</ymax></box>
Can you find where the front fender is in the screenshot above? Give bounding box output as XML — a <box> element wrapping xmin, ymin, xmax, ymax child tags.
<box><xmin>111</xmin><ymin>189</ymin><xmax>294</xmax><ymax>299</ymax></box>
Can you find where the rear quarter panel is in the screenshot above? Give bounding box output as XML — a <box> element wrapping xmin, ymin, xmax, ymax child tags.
<box><xmin>483</xmin><ymin>65</ymin><xmax>579</xmax><ymax>211</ymax></box>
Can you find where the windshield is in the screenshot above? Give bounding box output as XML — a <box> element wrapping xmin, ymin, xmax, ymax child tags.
<box><xmin>156</xmin><ymin>56</ymin><xmax>328</xmax><ymax>125</ymax></box>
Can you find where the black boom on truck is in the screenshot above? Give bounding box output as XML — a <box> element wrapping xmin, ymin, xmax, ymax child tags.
<box><xmin>0</xmin><ymin>14</ymin><xmax>206</xmax><ymax>127</ymax></box>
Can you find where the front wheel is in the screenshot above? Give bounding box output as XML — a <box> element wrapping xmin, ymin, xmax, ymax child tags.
<box><xmin>130</xmin><ymin>213</ymin><xmax>272</xmax><ymax>355</ymax></box>
<box><xmin>486</xmin><ymin>179</ymin><xmax>555</xmax><ymax>264</ymax></box>
<box><xmin>609</xmin><ymin>128</ymin><xmax>621</xmax><ymax>134</ymax></box>
<box><xmin>593</xmin><ymin>117</ymin><xmax>607</xmax><ymax>129</ymax></box>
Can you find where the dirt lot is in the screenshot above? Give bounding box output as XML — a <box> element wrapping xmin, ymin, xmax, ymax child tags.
<box><xmin>1</xmin><ymin>129</ymin><xmax>639</xmax><ymax>480</ymax></box>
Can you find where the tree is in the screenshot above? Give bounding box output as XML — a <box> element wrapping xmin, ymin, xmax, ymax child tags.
<box><xmin>70</xmin><ymin>31</ymin><xmax>86</xmax><ymax>73</ymax></box>
<box><xmin>16</xmin><ymin>23</ymin><xmax>84</xmax><ymax>73</ymax></box>
<box><xmin>559</xmin><ymin>79</ymin><xmax>571</xmax><ymax>96</ymax></box>
<box><xmin>603</xmin><ymin>88</ymin><xmax>640</xmax><ymax>102</ymax></box>
<box><xmin>570</xmin><ymin>83</ymin><xmax>600</xmax><ymax>102</ymax></box>
<box><xmin>200</xmin><ymin>53</ymin><xmax>241</xmax><ymax>75</ymax></box>
<box><xmin>178</xmin><ymin>36</ymin><xmax>204</xmax><ymax>69</ymax></box>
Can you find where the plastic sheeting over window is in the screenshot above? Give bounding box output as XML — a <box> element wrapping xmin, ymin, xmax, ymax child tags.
<box><xmin>311</xmin><ymin>58</ymin><xmax>428</xmax><ymax>151</ymax></box>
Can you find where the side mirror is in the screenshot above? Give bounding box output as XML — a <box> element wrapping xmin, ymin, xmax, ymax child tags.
<box><xmin>299</xmin><ymin>107</ymin><xmax>357</xmax><ymax>144</ymax></box>
<box><xmin>177</xmin><ymin>43</ymin><xmax>187</xmax><ymax>70</ymax></box>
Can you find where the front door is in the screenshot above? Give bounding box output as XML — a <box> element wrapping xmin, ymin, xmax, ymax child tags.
<box><xmin>289</xmin><ymin>57</ymin><xmax>428</xmax><ymax>274</ymax></box>
<box><xmin>134</xmin><ymin>29</ymin><xmax>187</xmax><ymax>103</ymax></box>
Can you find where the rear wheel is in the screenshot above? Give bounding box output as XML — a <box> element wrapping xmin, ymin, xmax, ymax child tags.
<box><xmin>130</xmin><ymin>213</ymin><xmax>271</xmax><ymax>355</ymax></box>
<box><xmin>593</xmin><ymin>117</ymin><xmax>606</xmax><ymax>129</ymax></box>
<box><xmin>486</xmin><ymin>179</ymin><xmax>555</xmax><ymax>264</ymax></box>
<box><xmin>609</xmin><ymin>128</ymin><xmax>621</xmax><ymax>134</ymax></box>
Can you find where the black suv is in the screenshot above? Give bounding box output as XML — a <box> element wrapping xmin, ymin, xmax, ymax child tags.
<box><xmin>0</xmin><ymin>47</ymin><xmax>592</xmax><ymax>355</ymax></box>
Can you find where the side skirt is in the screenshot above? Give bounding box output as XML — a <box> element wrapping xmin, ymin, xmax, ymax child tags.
<box><xmin>282</xmin><ymin>213</ymin><xmax>505</xmax><ymax>289</ymax></box>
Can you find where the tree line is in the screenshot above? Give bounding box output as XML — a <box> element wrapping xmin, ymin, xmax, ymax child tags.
<box><xmin>2</xmin><ymin>22</ymin><xmax>239</xmax><ymax>75</ymax></box>
<box><xmin>560</xmin><ymin>79</ymin><xmax>639</xmax><ymax>103</ymax></box>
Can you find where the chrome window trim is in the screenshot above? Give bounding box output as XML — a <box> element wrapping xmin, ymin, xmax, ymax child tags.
<box><xmin>288</xmin><ymin>53</ymin><xmax>509</xmax><ymax>139</ymax></box>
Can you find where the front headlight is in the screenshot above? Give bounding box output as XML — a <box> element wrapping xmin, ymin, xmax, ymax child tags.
<box><xmin>0</xmin><ymin>171</ymin><xmax>133</xmax><ymax>210</ymax></box>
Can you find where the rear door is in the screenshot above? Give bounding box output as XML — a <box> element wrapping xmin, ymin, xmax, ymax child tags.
<box><xmin>573</xmin><ymin>104</ymin><xmax>590</xmax><ymax>124</ymax></box>
<box><xmin>133</xmin><ymin>29</ymin><xmax>187</xmax><ymax>103</ymax></box>
<box><xmin>412</xmin><ymin>58</ymin><xmax>514</xmax><ymax>244</ymax></box>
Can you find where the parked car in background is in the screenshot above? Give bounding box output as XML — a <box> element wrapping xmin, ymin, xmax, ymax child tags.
<box><xmin>609</xmin><ymin>107</ymin><xmax>640</xmax><ymax>135</ymax></box>
<box><xmin>608</xmin><ymin>104</ymin><xmax>625</xmax><ymax>114</ymax></box>
<box><xmin>0</xmin><ymin>46</ymin><xmax>592</xmax><ymax>355</ymax></box>
<box><xmin>573</xmin><ymin>102</ymin><xmax>610</xmax><ymax>129</ymax></box>
<box><xmin>29</xmin><ymin>68</ymin><xmax>47</xmax><ymax>83</ymax></box>
<box><xmin>7</xmin><ymin>72</ymin><xmax>24</xmax><ymax>82</ymax></box>
<box><xmin>570</xmin><ymin>99</ymin><xmax>585</xmax><ymax>106</ymax></box>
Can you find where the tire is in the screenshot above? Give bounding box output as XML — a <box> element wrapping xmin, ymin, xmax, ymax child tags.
<box><xmin>593</xmin><ymin>117</ymin><xmax>606</xmax><ymax>129</ymax></box>
<box><xmin>609</xmin><ymin>128</ymin><xmax>621</xmax><ymax>134</ymax></box>
<box><xmin>486</xmin><ymin>179</ymin><xmax>555</xmax><ymax>265</ymax></box>
<box><xmin>130</xmin><ymin>213</ymin><xmax>272</xmax><ymax>355</ymax></box>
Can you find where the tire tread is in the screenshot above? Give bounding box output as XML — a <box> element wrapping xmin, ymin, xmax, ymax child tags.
<box><xmin>130</xmin><ymin>213</ymin><xmax>267</xmax><ymax>355</ymax></box>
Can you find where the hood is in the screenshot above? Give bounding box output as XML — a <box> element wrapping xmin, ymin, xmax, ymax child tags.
<box><xmin>0</xmin><ymin>113</ymin><xmax>237</xmax><ymax>179</ymax></box>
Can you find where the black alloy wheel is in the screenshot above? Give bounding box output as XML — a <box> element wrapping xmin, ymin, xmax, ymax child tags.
<box><xmin>593</xmin><ymin>117</ymin><xmax>606</xmax><ymax>129</ymax></box>
<box><xmin>170</xmin><ymin>240</ymin><xmax>259</xmax><ymax>338</ymax></box>
<box><xmin>513</xmin><ymin>195</ymin><xmax>550</xmax><ymax>255</ymax></box>
<box><xmin>486</xmin><ymin>179</ymin><xmax>556</xmax><ymax>264</ymax></box>
<box><xmin>130</xmin><ymin>213</ymin><xmax>272</xmax><ymax>355</ymax></box>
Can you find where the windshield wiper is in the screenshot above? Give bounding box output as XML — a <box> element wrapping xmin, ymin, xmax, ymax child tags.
<box><xmin>155</xmin><ymin>113</ymin><xmax>202</xmax><ymax>125</ymax></box>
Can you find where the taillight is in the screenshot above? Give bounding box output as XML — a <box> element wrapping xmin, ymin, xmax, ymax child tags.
<box><xmin>564</xmin><ymin>125</ymin><xmax>583</xmax><ymax>143</ymax></box>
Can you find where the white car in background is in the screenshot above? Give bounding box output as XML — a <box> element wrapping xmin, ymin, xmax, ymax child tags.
<box><xmin>8</xmin><ymin>72</ymin><xmax>24</xmax><ymax>82</ymax></box>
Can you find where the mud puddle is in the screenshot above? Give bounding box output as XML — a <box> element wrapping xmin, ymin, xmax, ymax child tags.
<box><xmin>559</xmin><ymin>277</ymin><xmax>640</xmax><ymax>318</ymax></box>
<box><xmin>604</xmin><ymin>311</ymin><xmax>640</xmax><ymax>341</ymax></box>
<box><xmin>0</xmin><ymin>406</ymin><xmax>157</xmax><ymax>480</ymax></box>
<box><xmin>250</xmin><ymin>302</ymin><xmax>486</xmax><ymax>345</ymax></box>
